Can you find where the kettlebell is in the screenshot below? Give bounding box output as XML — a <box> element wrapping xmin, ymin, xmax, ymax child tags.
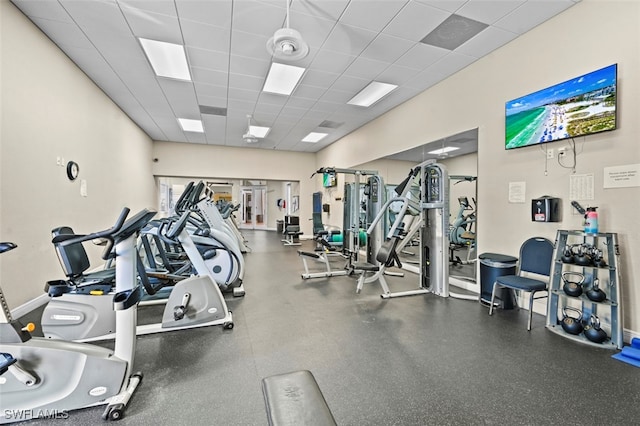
<box><xmin>584</xmin><ymin>314</ymin><xmax>608</xmax><ymax>343</ymax></box>
<box><xmin>574</xmin><ymin>245</ymin><xmax>592</xmax><ymax>266</ymax></box>
<box><xmin>592</xmin><ymin>249</ymin><xmax>607</xmax><ymax>268</ymax></box>
<box><xmin>561</xmin><ymin>245</ymin><xmax>575</xmax><ymax>263</ymax></box>
<box><xmin>560</xmin><ymin>306</ymin><xmax>584</xmax><ymax>335</ymax></box>
<box><xmin>562</xmin><ymin>271</ymin><xmax>585</xmax><ymax>297</ymax></box>
<box><xmin>586</xmin><ymin>278</ymin><xmax>606</xmax><ymax>302</ymax></box>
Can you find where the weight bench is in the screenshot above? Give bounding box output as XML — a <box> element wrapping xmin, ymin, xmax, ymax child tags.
<box><xmin>298</xmin><ymin>249</ymin><xmax>348</xmax><ymax>279</ymax></box>
<box><xmin>282</xmin><ymin>225</ymin><xmax>303</xmax><ymax>246</ymax></box>
<box><xmin>262</xmin><ymin>370</ymin><xmax>337</xmax><ymax>426</ymax></box>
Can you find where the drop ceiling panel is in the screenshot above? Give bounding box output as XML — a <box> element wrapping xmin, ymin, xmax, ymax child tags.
<box><xmin>120</xmin><ymin>6</ymin><xmax>182</xmax><ymax>44</ymax></box>
<box><xmin>187</xmin><ymin>47</ymin><xmax>229</xmax><ymax>72</ymax></box>
<box><xmin>185</xmin><ymin>132</ymin><xmax>207</xmax><ymax>144</ymax></box>
<box><xmin>376</xmin><ymin>64</ymin><xmax>421</xmax><ymax>86</ymax></box>
<box><xmin>285</xmin><ymin>96</ymin><xmax>317</xmax><ymax>109</ymax></box>
<box><xmin>455</xmin><ymin>26</ymin><xmax>518</xmax><ymax>58</ymax></box>
<box><xmin>298</xmin><ymin>69</ymin><xmax>339</xmax><ymax>88</ymax></box>
<box><xmin>181</xmin><ymin>20</ymin><xmax>230</xmax><ymax>52</ymax></box>
<box><xmin>339</xmin><ymin>0</ymin><xmax>408</xmax><ymax>33</ymax></box>
<box><xmin>382</xmin><ymin>1</ymin><xmax>451</xmax><ymax>42</ymax></box>
<box><xmin>343</xmin><ymin>56</ymin><xmax>391</xmax><ymax>81</ymax></box>
<box><xmin>319</xmin><ymin>89</ymin><xmax>353</xmax><ymax>104</ymax></box>
<box><xmin>227</xmin><ymin>87</ymin><xmax>260</xmax><ymax>103</ymax></box>
<box><xmin>229</xmin><ymin>55</ymin><xmax>270</xmax><ymax>78</ymax></box>
<box><xmin>416</xmin><ymin>0</ymin><xmax>467</xmax><ymax>13</ymax></box>
<box><xmin>194</xmin><ymin>82</ymin><xmax>227</xmax><ymax>100</ymax></box>
<box><xmin>426</xmin><ymin>51</ymin><xmax>477</xmax><ymax>80</ymax></box>
<box><xmin>309</xmin><ymin>49</ymin><xmax>356</xmax><ymax>74</ymax></box>
<box><xmin>12</xmin><ymin>0</ymin><xmax>579</xmax><ymax>154</ymax></box>
<box><xmin>456</xmin><ymin>0</ymin><xmax>525</xmax><ymax>25</ymax></box>
<box><xmin>231</xmin><ymin>1</ymin><xmax>285</xmax><ymax>36</ymax></box>
<box><xmin>293</xmin><ymin>84</ymin><xmax>328</xmax><ymax>101</ymax></box>
<box><xmin>12</xmin><ymin>0</ymin><xmax>73</xmax><ymax>22</ymax></box>
<box><xmin>176</xmin><ymin>0</ymin><xmax>232</xmax><ymax>28</ymax></box>
<box><xmin>330</xmin><ymin>74</ymin><xmax>369</xmax><ymax>92</ymax></box>
<box><xmin>321</xmin><ymin>23</ymin><xmax>378</xmax><ymax>56</ymax></box>
<box><xmin>230</xmin><ymin>30</ymin><xmax>271</xmax><ymax>60</ymax></box>
<box><xmin>394</xmin><ymin>43</ymin><xmax>449</xmax><ymax>70</ymax></box>
<box><xmin>29</xmin><ymin>18</ymin><xmax>94</xmax><ymax>50</ymax></box>
<box><xmin>494</xmin><ymin>0</ymin><xmax>575</xmax><ymax>34</ymax></box>
<box><xmin>191</xmin><ymin>67</ymin><xmax>229</xmax><ymax>87</ymax></box>
<box><xmin>157</xmin><ymin>79</ymin><xmax>200</xmax><ymax>118</ymax></box>
<box><xmin>291</xmin><ymin>0</ymin><xmax>350</xmax><ymax>23</ymax></box>
<box><xmin>279</xmin><ymin>105</ymin><xmax>308</xmax><ymax>119</ymax></box>
<box><xmin>228</xmin><ymin>73</ymin><xmax>264</xmax><ymax>92</ymax></box>
<box><xmin>360</xmin><ymin>33</ymin><xmax>415</xmax><ymax>63</ymax></box>
<box><xmin>119</xmin><ymin>0</ymin><xmax>177</xmax><ymax>17</ymax></box>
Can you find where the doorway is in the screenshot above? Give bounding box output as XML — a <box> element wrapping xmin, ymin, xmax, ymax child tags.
<box><xmin>240</xmin><ymin>186</ymin><xmax>267</xmax><ymax>229</ymax></box>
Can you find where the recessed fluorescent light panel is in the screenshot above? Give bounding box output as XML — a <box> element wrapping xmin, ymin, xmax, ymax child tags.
<box><xmin>178</xmin><ymin>118</ymin><xmax>204</xmax><ymax>133</ymax></box>
<box><xmin>139</xmin><ymin>38</ymin><xmax>191</xmax><ymax>81</ymax></box>
<box><xmin>302</xmin><ymin>132</ymin><xmax>328</xmax><ymax>143</ymax></box>
<box><xmin>347</xmin><ymin>81</ymin><xmax>398</xmax><ymax>107</ymax></box>
<box><xmin>428</xmin><ymin>146</ymin><xmax>460</xmax><ymax>155</ymax></box>
<box><xmin>263</xmin><ymin>62</ymin><xmax>306</xmax><ymax>95</ymax></box>
<box><xmin>250</xmin><ymin>125</ymin><xmax>270</xmax><ymax>138</ymax></box>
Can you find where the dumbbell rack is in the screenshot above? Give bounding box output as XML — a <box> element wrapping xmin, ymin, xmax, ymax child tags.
<box><xmin>545</xmin><ymin>230</ymin><xmax>622</xmax><ymax>349</ymax></box>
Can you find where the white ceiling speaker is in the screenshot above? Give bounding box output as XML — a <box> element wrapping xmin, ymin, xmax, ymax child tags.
<box><xmin>266</xmin><ymin>0</ymin><xmax>309</xmax><ymax>61</ymax></box>
<box><xmin>243</xmin><ymin>115</ymin><xmax>259</xmax><ymax>144</ymax></box>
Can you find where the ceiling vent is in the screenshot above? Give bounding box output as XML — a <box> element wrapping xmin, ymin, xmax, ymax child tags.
<box><xmin>318</xmin><ymin>120</ymin><xmax>344</xmax><ymax>129</ymax></box>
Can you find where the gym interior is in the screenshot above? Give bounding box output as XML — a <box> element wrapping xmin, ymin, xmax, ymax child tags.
<box><xmin>1</xmin><ymin>0</ymin><xmax>639</xmax><ymax>424</ymax></box>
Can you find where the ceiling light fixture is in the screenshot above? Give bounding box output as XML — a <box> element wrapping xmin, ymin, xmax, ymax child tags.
<box><xmin>302</xmin><ymin>132</ymin><xmax>328</xmax><ymax>143</ymax></box>
<box><xmin>263</xmin><ymin>62</ymin><xmax>305</xmax><ymax>95</ymax></box>
<box><xmin>244</xmin><ymin>115</ymin><xmax>270</xmax><ymax>143</ymax></box>
<box><xmin>266</xmin><ymin>0</ymin><xmax>309</xmax><ymax>61</ymax></box>
<box><xmin>139</xmin><ymin>38</ymin><xmax>191</xmax><ymax>81</ymax></box>
<box><xmin>428</xmin><ymin>146</ymin><xmax>459</xmax><ymax>155</ymax></box>
<box><xmin>347</xmin><ymin>81</ymin><xmax>398</xmax><ymax>107</ymax></box>
<box><xmin>178</xmin><ymin>118</ymin><xmax>204</xmax><ymax>133</ymax></box>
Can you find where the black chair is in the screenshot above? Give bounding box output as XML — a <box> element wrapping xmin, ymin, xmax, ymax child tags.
<box><xmin>488</xmin><ymin>237</ymin><xmax>554</xmax><ymax>330</ymax></box>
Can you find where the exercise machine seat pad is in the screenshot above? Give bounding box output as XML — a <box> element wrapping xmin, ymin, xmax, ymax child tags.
<box><xmin>262</xmin><ymin>370</ymin><xmax>336</xmax><ymax>426</ymax></box>
<box><xmin>298</xmin><ymin>251</ymin><xmax>320</xmax><ymax>259</ymax></box>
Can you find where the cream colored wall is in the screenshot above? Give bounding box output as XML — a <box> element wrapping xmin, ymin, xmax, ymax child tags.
<box><xmin>152</xmin><ymin>142</ymin><xmax>316</xmax><ymax>234</ymax></box>
<box><xmin>0</xmin><ymin>1</ymin><xmax>155</xmax><ymax>308</ymax></box>
<box><xmin>317</xmin><ymin>0</ymin><xmax>640</xmax><ymax>334</ymax></box>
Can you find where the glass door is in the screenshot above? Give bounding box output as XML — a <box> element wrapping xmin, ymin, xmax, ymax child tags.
<box><xmin>240</xmin><ymin>186</ymin><xmax>268</xmax><ymax>229</ymax></box>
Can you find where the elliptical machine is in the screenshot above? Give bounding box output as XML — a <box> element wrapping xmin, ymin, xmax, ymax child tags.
<box><xmin>0</xmin><ymin>208</ymin><xmax>151</xmax><ymax>422</ymax></box>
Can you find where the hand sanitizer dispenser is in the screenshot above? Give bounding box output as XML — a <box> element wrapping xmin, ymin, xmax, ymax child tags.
<box><xmin>532</xmin><ymin>196</ymin><xmax>560</xmax><ymax>222</ymax></box>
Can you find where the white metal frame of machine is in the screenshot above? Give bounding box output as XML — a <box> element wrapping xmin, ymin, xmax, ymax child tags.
<box><xmin>379</xmin><ymin>160</ymin><xmax>476</xmax><ymax>301</ymax></box>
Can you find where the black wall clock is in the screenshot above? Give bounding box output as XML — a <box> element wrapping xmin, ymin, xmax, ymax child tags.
<box><xmin>66</xmin><ymin>161</ymin><xmax>79</xmax><ymax>181</ymax></box>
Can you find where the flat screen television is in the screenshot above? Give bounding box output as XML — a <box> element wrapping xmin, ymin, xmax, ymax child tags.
<box><xmin>505</xmin><ymin>64</ymin><xmax>617</xmax><ymax>150</ymax></box>
<box><xmin>322</xmin><ymin>172</ymin><xmax>337</xmax><ymax>188</ymax></box>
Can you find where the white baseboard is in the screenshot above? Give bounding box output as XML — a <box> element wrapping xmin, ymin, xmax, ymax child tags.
<box><xmin>11</xmin><ymin>293</ymin><xmax>49</xmax><ymax>319</ymax></box>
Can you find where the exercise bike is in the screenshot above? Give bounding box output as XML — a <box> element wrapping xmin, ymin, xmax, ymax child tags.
<box><xmin>40</xmin><ymin>208</ymin><xmax>234</xmax><ymax>342</ymax></box>
<box><xmin>449</xmin><ymin>196</ymin><xmax>476</xmax><ymax>266</ymax></box>
<box><xmin>0</xmin><ymin>207</ymin><xmax>152</xmax><ymax>422</ymax></box>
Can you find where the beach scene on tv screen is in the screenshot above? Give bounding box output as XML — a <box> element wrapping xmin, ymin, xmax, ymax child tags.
<box><xmin>505</xmin><ymin>64</ymin><xmax>616</xmax><ymax>149</ymax></box>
